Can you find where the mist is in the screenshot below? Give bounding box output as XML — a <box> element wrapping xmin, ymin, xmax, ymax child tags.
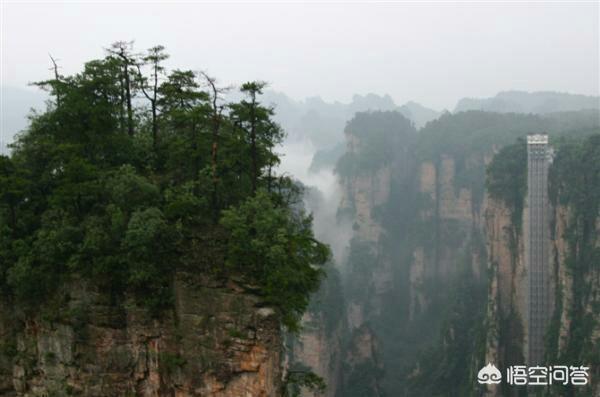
<box><xmin>1</xmin><ymin>2</ymin><xmax>599</xmax><ymax>396</ymax></box>
<box><xmin>278</xmin><ymin>139</ymin><xmax>353</xmax><ymax>264</ymax></box>
<box><xmin>2</xmin><ymin>2</ymin><xmax>598</xmax><ymax>111</ymax></box>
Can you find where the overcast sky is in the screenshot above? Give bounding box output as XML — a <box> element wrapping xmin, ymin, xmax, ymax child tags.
<box><xmin>1</xmin><ymin>1</ymin><xmax>599</xmax><ymax>111</ymax></box>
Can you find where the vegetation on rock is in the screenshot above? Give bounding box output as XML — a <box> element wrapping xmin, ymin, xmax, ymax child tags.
<box><xmin>0</xmin><ymin>42</ymin><xmax>330</xmax><ymax>331</ymax></box>
<box><xmin>546</xmin><ymin>134</ymin><xmax>600</xmax><ymax>395</ymax></box>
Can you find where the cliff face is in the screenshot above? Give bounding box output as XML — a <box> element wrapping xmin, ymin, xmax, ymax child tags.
<box><xmin>334</xmin><ymin>113</ymin><xmax>413</xmax><ymax>396</ymax></box>
<box><xmin>288</xmin><ymin>310</ymin><xmax>343</xmax><ymax>397</ymax></box>
<box><xmin>483</xmin><ymin>202</ymin><xmax>600</xmax><ymax>396</ymax></box>
<box><xmin>338</xmin><ymin>137</ymin><xmax>489</xmax><ymax>395</ymax></box>
<box><xmin>482</xmin><ymin>136</ymin><xmax>600</xmax><ymax>396</ymax></box>
<box><xmin>339</xmin><ymin>141</ymin><xmax>598</xmax><ymax>396</ymax></box>
<box><xmin>293</xmin><ymin>112</ymin><xmax>599</xmax><ymax>396</ymax></box>
<box><xmin>482</xmin><ymin>197</ymin><xmax>527</xmax><ymax>396</ymax></box>
<box><xmin>287</xmin><ymin>264</ymin><xmax>345</xmax><ymax>397</ymax></box>
<box><xmin>411</xmin><ymin>155</ymin><xmax>486</xmax><ymax>311</ymax></box>
<box><xmin>0</xmin><ymin>273</ymin><xmax>282</xmax><ymax>397</ymax></box>
<box><xmin>338</xmin><ymin>163</ymin><xmax>390</xmax><ymax>397</ymax></box>
<box><xmin>547</xmin><ymin>138</ymin><xmax>600</xmax><ymax>396</ymax></box>
<box><xmin>549</xmin><ymin>204</ymin><xmax>600</xmax><ymax>396</ymax></box>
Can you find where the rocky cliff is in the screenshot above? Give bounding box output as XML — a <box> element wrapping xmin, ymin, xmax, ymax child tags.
<box><xmin>286</xmin><ymin>264</ymin><xmax>345</xmax><ymax>397</ymax></box>
<box><xmin>482</xmin><ymin>196</ymin><xmax>527</xmax><ymax>396</ymax></box>
<box><xmin>483</xmin><ymin>200</ymin><xmax>600</xmax><ymax>397</ymax></box>
<box><xmin>285</xmin><ymin>111</ymin><xmax>599</xmax><ymax>396</ymax></box>
<box><xmin>334</xmin><ymin>112</ymin><xmax>491</xmax><ymax>395</ymax></box>
<box><xmin>335</xmin><ymin>112</ymin><xmax>412</xmax><ymax>396</ymax></box>
<box><xmin>482</xmin><ymin>135</ymin><xmax>600</xmax><ymax>396</ymax></box>
<box><xmin>0</xmin><ymin>273</ymin><xmax>282</xmax><ymax>397</ymax></box>
<box><xmin>548</xmin><ymin>204</ymin><xmax>600</xmax><ymax>396</ymax></box>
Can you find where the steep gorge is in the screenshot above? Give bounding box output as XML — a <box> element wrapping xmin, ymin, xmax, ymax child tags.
<box><xmin>301</xmin><ymin>110</ymin><xmax>600</xmax><ymax>396</ymax></box>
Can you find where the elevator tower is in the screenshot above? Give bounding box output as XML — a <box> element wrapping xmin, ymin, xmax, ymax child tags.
<box><xmin>526</xmin><ymin>133</ymin><xmax>551</xmax><ymax>365</ymax></box>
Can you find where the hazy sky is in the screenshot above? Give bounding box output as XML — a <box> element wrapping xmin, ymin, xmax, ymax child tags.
<box><xmin>1</xmin><ymin>1</ymin><xmax>599</xmax><ymax>110</ymax></box>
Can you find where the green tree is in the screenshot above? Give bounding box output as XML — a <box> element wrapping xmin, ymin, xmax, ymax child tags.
<box><xmin>220</xmin><ymin>190</ymin><xmax>330</xmax><ymax>330</ymax></box>
<box><xmin>137</xmin><ymin>45</ymin><xmax>169</xmax><ymax>150</ymax></box>
<box><xmin>486</xmin><ymin>139</ymin><xmax>527</xmax><ymax>230</ymax></box>
<box><xmin>0</xmin><ymin>43</ymin><xmax>328</xmax><ymax>332</ymax></box>
<box><xmin>200</xmin><ymin>72</ymin><xmax>229</xmax><ymax>221</ymax></box>
<box><xmin>229</xmin><ymin>82</ymin><xmax>284</xmax><ymax>194</ymax></box>
<box><xmin>107</xmin><ymin>41</ymin><xmax>137</xmax><ymax>136</ymax></box>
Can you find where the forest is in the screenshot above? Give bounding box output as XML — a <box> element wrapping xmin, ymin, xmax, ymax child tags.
<box><xmin>0</xmin><ymin>42</ymin><xmax>330</xmax><ymax>332</ymax></box>
<box><xmin>0</xmin><ymin>36</ymin><xmax>598</xmax><ymax>397</ymax></box>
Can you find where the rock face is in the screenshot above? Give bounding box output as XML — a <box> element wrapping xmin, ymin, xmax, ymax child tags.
<box><xmin>339</xmin><ymin>165</ymin><xmax>391</xmax><ymax>243</ymax></box>
<box><xmin>286</xmin><ymin>111</ymin><xmax>600</xmax><ymax>396</ymax></box>
<box><xmin>549</xmin><ymin>205</ymin><xmax>600</xmax><ymax>396</ymax></box>
<box><xmin>412</xmin><ymin>155</ymin><xmax>485</xmax><ymax>290</ymax></box>
<box><xmin>482</xmin><ymin>197</ymin><xmax>527</xmax><ymax>396</ymax></box>
<box><xmin>482</xmin><ymin>173</ymin><xmax>600</xmax><ymax>397</ymax></box>
<box><xmin>334</xmin><ymin>116</ymin><xmax>412</xmax><ymax>396</ymax></box>
<box><xmin>287</xmin><ymin>310</ymin><xmax>343</xmax><ymax>397</ymax></box>
<box><xmin>337</xmin><ymin>123</ymin><xmax>489</xmax><ymax>394</ymax></box>
<box><xmin>0</xmin><ymin>273</ymin><xmax>282</xmax><ymax>397</ymax></box>
<box><xmin>341</xmin><ymin>324</ymin><xmax>383</xmax><ymax>396</ymax></box>
<box><xmin>337</xmin><ymin>140</ymin><xmax>599</xmax><ymax>396</ymax></box>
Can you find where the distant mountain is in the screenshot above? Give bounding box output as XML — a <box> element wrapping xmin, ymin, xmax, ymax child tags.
<box><xmin>308</xmin><ymin>142</ymin><xmax>345</xmax><ymax>173</ymax></box>
<box><xmin>1</xmin><ymin>85</ymin><xmax>441</xmax><ymax>150</ymax></box>
<box><xmin>398</xmin><ymin>101</ymin><xmax>442</xmax><ymax>130</ymax></box>
<box><xmin>454</xmin><ymin>91</ymin><xmax>600</xmax><ymax>114</ymax></box>
<box><xmin>262</xmin><ymin>91</ymin><xmax>441</xmax><ymax>150</ymax></box>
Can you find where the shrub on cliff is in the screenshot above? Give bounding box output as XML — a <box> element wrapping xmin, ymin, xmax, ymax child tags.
<box><xmin>221</xmin><ymin>190</ymin><xmax>330</xmax><ymax>331</ymax></box>
<box><xmin>485</xmin><ymin>139</ymin><xmax>527</xmax><ymax>230</ymax></box>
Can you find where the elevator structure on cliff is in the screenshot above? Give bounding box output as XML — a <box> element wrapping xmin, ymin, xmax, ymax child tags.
<box><xmin>526</xmin><ymin>133</ymin><xmax>551</xmax><ymax>365</ymax></box>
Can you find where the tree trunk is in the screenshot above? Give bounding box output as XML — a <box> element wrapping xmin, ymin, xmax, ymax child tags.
<box><xmin>250</xmin><ymin>94</ymin><xmax>258</xmax><ymax>194</ymax></box>
<box><xmin>152</xmin><ymin>63</ymin><xmax>158</xmax><ymax>149</ymax></box>
<box><xmin>152</xmin><ymin>103</ymin><xmax>157</xmax><ymax>149</ymax></box>
<box><xmin>124</xmin><ymin>65</ymin><xmax>134</xmax><ymax>136</ymax></box>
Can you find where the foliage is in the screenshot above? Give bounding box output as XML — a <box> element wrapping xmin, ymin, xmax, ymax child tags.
<box><xmin>416</xmin><ymin>110</ymin><xmax>598</xmax><ymax>162</ymax></box>
<box><xmin>486</xmin><ymin>139</ymin><xmax>527</xmax><ymax>231</ymax></box>
<box><xmin>344</xmin><ymin>238</ymin><xmax>378</xmax><ymax>304</ymax></box>
<box><xmin>220</xmin><ymin>190</ymin><xmax>330</xmax><ymax>330</ymax></box>
<box><xmin>332</xmin><ymin>108</ymin><xmax>598</xmax><ymax>396</ymax></box>
<box><xmin>282</xmin><ymin>366</ymin><xmax>327</xmax><ymax>397</ymax></box>
<box><xmin>335</xmin><ymin>111</ymin><xmax>416</xmax><ymax>177</ymax></box>
<box><xmin>309</xmin><ymin>142</ymin><xmax>345</xmax><ymax>173</ymax></box>
<box><xmin>342</xmin><ymin>360</ymin><xmax>384</xmax><ymax>397</ymax></box>
<box><xmin>0</xmin><ymin>43</ymin><xmax>328</xmax><ymax>327</ymax></box>
<box><xmin>307</xmin><ymin>262</ymin><xmax>345</xmax><ymax>336</ymax></box>
<box><xmin>417</xmin><ymin>110</ymin><xmax>597</xmax><ymax>209</ymax></box>
<box><xmin>409</xmin><ymin>244</ymin><xmax>488</xmax><ymax>396</ymax></box>
<box><xmin>546</xmin><ymin>134</ymin><xmax>600</xmax><ymax>395</ymax></box>
<box><xmin>159</xmin><ymin>352</ymin><xmax>187</xmax><ymax>376</ymax></box>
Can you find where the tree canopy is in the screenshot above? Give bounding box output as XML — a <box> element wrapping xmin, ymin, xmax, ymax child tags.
<box><xmin>0</xmin><ymin>43</ymin><xmax>329</xmax><ymax>329</ymax></box>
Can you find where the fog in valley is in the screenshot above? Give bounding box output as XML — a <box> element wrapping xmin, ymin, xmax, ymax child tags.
<box><xmin>1</xmin><ymin>2</ymin><xmax>599</xmax><ymax>397</ymax></box>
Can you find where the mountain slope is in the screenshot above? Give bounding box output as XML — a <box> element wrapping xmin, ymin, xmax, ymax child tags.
<box><xmin>455</xmin><ymin>91</ymin><xmax>599</xmax><ymax>114</ymax></box>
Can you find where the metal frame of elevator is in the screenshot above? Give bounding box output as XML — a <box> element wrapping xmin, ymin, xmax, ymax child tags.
<box><xmin>526</xmin><ymin>133</ymin><xmax>551</xmax><ymax>366</ymax></box>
